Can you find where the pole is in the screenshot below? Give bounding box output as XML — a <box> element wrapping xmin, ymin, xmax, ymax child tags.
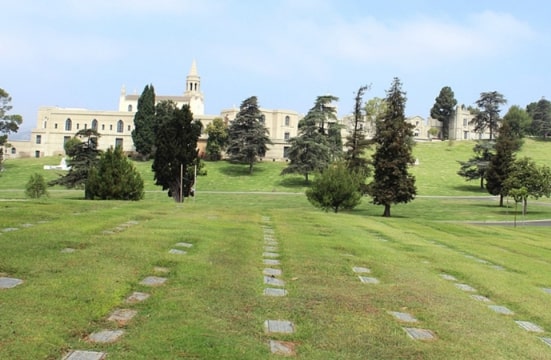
<box><xmin>193</xmin><ymin>164</ymin><xmax>197</xmax><ymax>203</ymax></box>
<box><xmin>180</xmin><ymin>163</ymin><xmax>183</xmax><ymax>203</ymax></box>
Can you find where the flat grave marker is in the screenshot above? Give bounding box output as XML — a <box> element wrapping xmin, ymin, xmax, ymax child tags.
<box><xmin>169</xmin><ymin>249</ymin><xmax>187</xmax><ymax>255</ymax></box>
<box><xmin>175</xmin><ymin>242</ymin><xmax>193</xmax><ymax>248</ymax></box>
<box><xmin>61</xmin><ymin>248</ymin><xmax>76</xmax><ymax>253</ymax></box>
<box><xmin>125</xmin><ymin>291</ymin><xmax>150</xmax><ymax>303</ymax></box>
<box><xmin>403</xmin><ymin>327</ymin><xmax>436</xmax><ymax>341</ymax></box>
<box><xmin>108</xmin><ymin>309</ymin><xmax>138</xmax><ymax>326</ymax></box>
<box><xmin>62</xmin><ymin>350</ymin><xmax>107</xmax><ymax>360</ymax></box>
<box><xmin>359</xmin><ymin>276</ymin><xmax>380</xmax><ymax>284</ymax></box>
<box><xmin>264</xmin><ymin>259</ymin><xmax>281</xmax><ymax>266</ymax></box>
<box><xmin>263</xmin><ymin>268</ymin><xmax>282</xmax><ymax>276</ymax></box>
<box><xmin>264</xmin><ymin>288</ymin><xmax>288</xmax><ymax>297</ymax></box>
<box><xmin>87</xmin><ymin>330</ymin><xmax>124</xmax><ymax>343</ymax></box>
<box><xmin>264</xmin><ymin>320</ymin><xmax>294</xmax><ymax>334</ymax></box>
<box><xmin>264</xmin><ymin>246</ymin><xmax>278</xmax><ymax>252</ymax></box>
<box><xmin>264</xmin><ymin>276</ymin><xmax>285</xmax><ymax>287</ymax></box>
<box><xmin>0</xmin><ymin>277</ymin><xmax>23</xmax><ymax>289</ymax></box>
<box><xmin>440</xmin><ymin>274</ymin><xmax>457</xmax><ymax>281</ymax></box>
<box><xmin>388</xmin><ymin>311</ymin><xmax>418</xmax><ymax>323</ymax></box>
<box><xmin>455</xmin><ymin>283</ymin><xmax>476</xmax><ymax>292</ymax></box>
<box><xmin>471</xmin><ymin>295</ymin><xmax>492</xmax><ymax>303</ymax></box>
<box><xmin>269</xmin><ymin>340</ymin><xmax>296</xmax><ymax>356</ymax></box>
<box><xmin>488</xmin><ymin>305</ymin><xmax>514</xmax><ymax>315</ymax></box>
<box><xmin>516</xmin><ymin>321</ymin><xmax>544</xmax><ymax>333</ymax></box>
<box><xmin>540</xmin><ymin>337</ymin><xmax>551</xmax><ymax>347</ymax></box>
<box><xmin>153</xmin><ymin>266</ymin><xmax>170</xmax><ymax>274</ymax></box>
<box><xmin>263</xmin><ymin>252</ymin><xmax>279</xmax><ymax>258</ymax></box>
<box><xmin>2</xmin><ymin>227</ymin><xmax>19</xmax><ymax>232</ymax></box>
<box><xmin>352</xmin><ymin>267</ymin><xmax>371</xmax><ymax>274</ymax></box>
<box><xmin>140</xmin><ymin>276</ymin><xmax>167</xmax><ymax>287</ymax></box>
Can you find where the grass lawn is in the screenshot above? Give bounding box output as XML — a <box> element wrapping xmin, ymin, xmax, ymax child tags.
<box><xmin>1</xmin><ymin>139</ymin><xmax>551</xmax><ymax>359</ymax></box>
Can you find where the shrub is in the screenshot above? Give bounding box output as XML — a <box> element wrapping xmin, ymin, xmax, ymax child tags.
<box><xmin>25</xmin><ymin>173</ymin><xmax>48</xmax><ymax>199</ymax></box>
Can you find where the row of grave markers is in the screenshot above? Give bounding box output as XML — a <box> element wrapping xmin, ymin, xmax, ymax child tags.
<box><xmin>261</xmin><ymin>216</ymin><xmax>296</xmax><ymax>356</ymax></box>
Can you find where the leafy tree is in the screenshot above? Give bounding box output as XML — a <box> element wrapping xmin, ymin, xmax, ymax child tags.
<box><xmin>152</xmin><ymin>101</ymin><xmax>202</xmax><ymax>202</ymax></box>
<box><xmin>86</xmin><ymin>146</ymin><xmax>144</xmax><ymax>200</ymax></box>
<box><xmin>49</xmin><ymin>129</ymin><xmax>101</xmax><ymax>199</ymax></box>
<box><xmin>205</xmin><ymin>117</ymin><xmax>228</xmax><ymax>160</ymax></box>
<box><xmin>457</xmin><ymin>140</ymin><xmax>494</xmax><ymax>189</ymax></box>
<box><xmin>306</xmin><ymin>161</ymin><xmax>362</xmax><ymax>213</ymax></box>
<box><xmin>0</xmin><ymin>88</ymin><xmax>23</xmax><ymax>169</ymax></box>
<box><xmin>503</xmin><ymin>105</ymin><xmax>531</xmax><ymax>142</ymax></box>
<box><xmin>526</xmin><ymin>98</ymin><xmax>551</xmax><ymax>139</ymax></box>
<box><xmin>368</xmin><ymin>77</ymin><xmax>416</xmax><ymax>217</ymax></box>
<box><xmin>485</xmin><ymin>120</ymin><xmax>518</xmax><ymax>206</ymax></box>
<box><xmin>226</xmin><ymin>96</ymin><xmax>272</xmax><ymax>174</ymax></box>
<box><xmin>344</xmin><ymin>85</ymin><xmax>372</xmax><ymax>193</ymax></box>
<box><xmin>281</xmin><ymin>111</ymin><xmax>331</xmax><ymax>183</ymax></box>
<box><xmin>430</xmin><ymin>86</ymin><xmax>457</xmax><ymax>140</ymax></box>
<box><xmin>503</xmin><ymin>157</ymin><xmax>551</xmax><ymax>214</ymax></box>
<box><xmin>25</xmin><ymin>173</ymin><xmax>48</xmax><ymax>199</ymax></box>
<box><xmin>64</xmin><ymin>136</ymin><xmax>82</xmax><ymax>157</ymax></box>
<box><xmin>364</xmin><ymin>97</ymin><xmax>387</xmax><ymax>138</ymax></box>
<box><xmin>469</xmin><ymin>91</ymin><xmax>507</xmax><ymax>140</ymax></box>
<box><xmin>131</xmin><ymin>84</ymin><xmax>156</xmax><ymax>159</ymax></box>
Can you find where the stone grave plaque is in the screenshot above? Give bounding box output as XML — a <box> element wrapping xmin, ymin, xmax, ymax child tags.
<box><xmin>175</xmin><ymin>242</ymin><xmax>193</xmax><ymax>248</ymax></box>
<box><xmin>102</xmin><ymin>230</ymin><xmax>115</xmax><ymax>235</ymax></box>
<box><xmin>169</xmin><ymin>249</ymin><xmax>186</xmax><ymax>255</ymax></box>
<box><xmin>2</xmin><ymin>227</ymin><xmax>19</xmax><ymax>232</ymax></box>
<box><xmin>352</xmin><ymin>267</ymin><xmax>371</xmax><ymax>274</ymax></box>
<box><xmin>359</xmin><ymin>276</ymin><xmax>379</xmax><ymax>284</ymax></box>
<box><xmin>261</xmin><ymin>216</ymin><xmax>271</xmax><ymax>222</ymax></box>
<box><xmin>265</xmin><ymin>241</ymin><xmax>278</xmax><ymax>247</ymax></box>
<box><xmin>140</xmin><ymin>276</ymin><xmax>167</xmax><ymax>286</ymax></box>
<box><xmin>269</xmin><ymin>340</ymin><xmax>296</xmax><ymax>356</ymax></box>
<box><xmin>263</xmin><ymin>268</ymin><xmax>282</xmax><ymax>276</ymax></box>
<box><xmin>126</xmin><ymin>291</ymin><xmax>150</xmax><ymax>303</ymax></box>
<box><xmin>515</xmin><ymin>321</ymin><xmax>544</xmax><ymax>333</ymax></box>
<box><xmin>108</xmin><ymin>309</ymin><xmax>138</xmax><ymax>325</ymax></box>
<box><xmin>264</xmin><ymin>259</ymin><xmax>280</xmax><ymax>265</ymax></box>
<box><xmin>440</xmin><ymin>274</ymin><xmax>457</xmax><ymax>281</ymax></box>
<box><xmin>264</xmin><ymin>320</ymin><xmax>294</xmax><ymax>334</ymax></box>
<box><xmin>0</xmin><ymin>277</ymin><xmax>23</xmax><ymax>289</ymax></box>
<box><xmin>61</xmin><ymin>248</ymin><xmax>76</xmax><ymax>253</ymax></box>
<box><xmin>491</xmin><ymin>265</ymin><xmax>505</xmax><ymax>271</ymax></box>
<box><xmin>455</xmin><ymin>283</ymin><xmax>476</xmax><ymax>292</ymax></box>
<box><xmin>542</xmin><ymin>288</ymin><xmax>551</xmax><ymax>295</ymax></box>
<box><xmin>154</xmin><ymin>266</ymin><xmax>169</xmax><ymax>274</ymax></box>
<box><xmin>263</xmin><ymin>252</ymin><xmax>279</xmax><ymax>258</ymax></box>
<box><xmin>264</xmin><ymin>288</ymin><xmax>288</xmax><ymax>297</ymax></box>
<box><xmin>488</xmin><ymin>305</ymin><xmax>514</xmax><ymax>315</ymax></box>
<box><xmin>388</xmin><ymin>311</ymin><xmax>418</xmax><ymax>323</ymax></box>
<box><xmin>540</xmin><ymin>337</ymin><xmax>551</xmax><ymax>347</ymax></box>
<box><xmin>471</xmin><ymin>295</ymin><xmax>491</xmax><ymax>303</ymax></box>
<box><xmin>21</xmin><ymin>223</ymin><xmax>33</xmax><ymax>228</ymax></box>
<box><xmin>264</xmin><ymin>276</ymin><xmax>285</xmax><ymax>287</ymax></box>
<box><xmin>62</xmin><ymin>350</ymin><xmax>107</xmax><ymax>360</ymax></box>
<box><xmin>126</xmin><ymin>220</ymin><xmax>139</xmax><ymax>225</ymax></box>
<box><xmin>264</xmin><ymin>246</ymin><xmax>278</xmax><ymax>252</ymax></box>
<box><xmin>403</xmin><ymin>327</ymin><xmax>436</xmax><ymax>341</ymax></box>
<box><xmin>87</xmin><ymin>329</ymin><xmax>124</xmax><ymax>343</ymax></box>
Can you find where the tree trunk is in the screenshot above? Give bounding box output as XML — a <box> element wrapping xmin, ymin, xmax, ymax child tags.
<box><xmin>499</xmin><ymin>194</ymin><xmax>504</xmax><ymax>207</ymax></box>
<box><xmin>523</xmin><ymin>198</ymin><xmax>528</xmax><ymax>215</ymax></box>
<box><xmin>249</xmin><ymin>161</ymin><xmax>254</xmax><ymax>174</ymax></box>
<box><xmin>383</xmin><ymin>204</ymin><xmax>391</xmax><ymax>217</ymax></box>
<box><xmin>305</xmin><ymin>173</ymin><xmax>309</xmax><ymax>183</ymax></box>
<box><xmin>480</xmin><ymin>177</ymin><xmax>484</xmax><ymax>189</ymax></box>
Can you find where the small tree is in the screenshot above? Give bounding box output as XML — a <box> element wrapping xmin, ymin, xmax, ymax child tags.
<box><xmin>1</xmin><ymin>88</ymin><xmax>23</xmax><ymax>170</ymax></box>
<box><xmin>25</xmin><ymin>173</ymin><xmax>48</xmax><ymax>199</ymax></box>
<box><xmin>131</xmin><ymin>84</ymin><xmax>156</xmax><ymax>159</ymax></box>
<box><xmin>205</xmin><ymin>117</ymin><xmax>228</xmax><ymax>160</ymax></box>
<box><xmin>226</xmin><ymin>96</ymin><xmax>272</xmax><ymax>174</ymax></box>
<box><xmin>457</xmin><ymin>140</ymin><xmax>495</xmax><ymax>189</ymax></box>
<box><xmin>503</xmin><ymin>157</ymin><xmax>551</xmax><ymax>214</ymax></box>
<box><xmin>306</xmin><ymin>161</ymin><xmax>362</xmax><ymax>213</ymax></box>
<box><xmin>86</xmin><ymin>146</ymin><xmax>144</xmax><ymax>200</ymax></box>
<box><xmin>430</xmin><ymin>86</ymin><xmax>457</xmax><ymax>140</ymax></box>
<box><xmin>526</xmin><ymin>98</ymin><xmax>551</xmax><ymax>139</ymax></box>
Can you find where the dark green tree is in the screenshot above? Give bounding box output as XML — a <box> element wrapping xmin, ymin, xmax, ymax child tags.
<box><xmin>430</xmin><ymin>86</ymin><xmax>457</xmax><ymax>140</ymax></box>
<box><xmin>306</xmin><ymin>161</ymin><xmax>362</xmax><ymax>213</ymax></box>
<box><xmin>205</xmin><ymin>117</ymin><xmax>228</xmax><ymax>160</ymax></box>
<box><xmin>226</xmin><ymin>96</ymin><xmax>272</xmax><ymax>174</ymax></box>
<box><xmin>368</xmin><ymin>77</ymin><xmax>416</xmax><ymax>217</ymax></box>
<box><xmin>526</xmin><ymin>98</ymin><xmax>551</xmax><ymax>139</ymax></box>
<box><xmin>327</xmin><ymin>122</ymin><xmax>343</xmax><ymax>160</ymax></box>
<box><xmin>131</xmin><ymin>84</ymin><xmax>156</xmax><ymax>159</ymax></box>
<box><xmin>1</xmin><ymin>88</ymin><xmax>23</xmax><ymax>169</ymax></box>
<box><xmin>485</xmin><ymin>119</ymin><xmax>518</xmax><ymax>206</ymax></box>
<box><xmin>503</xmin><ymin>157</ymin><xmax>551</xmax><ymax>214</ymax></box>
<box><xmin>503</xmin><ymin>105</ymin><xmax>531</xmax><ymax>143</ymax></box>
<box><xmin>470</xmin><ymin>91</ymin><xmax>507</xmax><ymax>140</ymax></box>
<box><xmin>152</xmin><ymin>101</ymin><xmax>202</xmax><ymax>202</ymax></box>
<box><xmin>25</xmin><ymin>173</ymin><xmax>48</xmax><ymax>199</ymax></box>
<box><xmin>86</xmin><ymin>146</ymin><xmax>144</xmax><ymax>200</ymax></box>
<box><xmin>457</xmin><ymin>140</ymin><xmax>495</xmax><ymax>189</ymax></box>
<box><xmin>49</xmin><ymin>129</ymin><xmax>101</xmax><ymax>199</ymax></box>
<box><xmin>344</xmin><ymin>85</ymin><xmax>372</xmax><ymax>193</ymax></box>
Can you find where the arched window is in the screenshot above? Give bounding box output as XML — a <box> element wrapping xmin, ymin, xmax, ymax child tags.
<box><xmin>117</xmin><ymin>120</ymin><xmax>124</xmax><ymax>133</ymax></box>
<box><xmin>128</xmin><ymin>104</ymin><xmax>133</xmax><ymax>112</ymax></box>
<box><xmin>65</xmin><ymin>118</ymin><xmax>72</xmax><ymax>131</ymax></box>
<box><xmin>91</xmin><ymin>119</ymin><xmax>98</xmax><ymax>130</ymax></box>
<box><xmin>284</xmin><ymin>115</ymin><xmax>290</xmax><ymax>126</ymax></box>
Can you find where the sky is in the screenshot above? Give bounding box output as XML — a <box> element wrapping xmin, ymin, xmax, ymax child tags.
<box><xmin>2</xmin><ymin>0</ymin><xmax>551</xmax><ymax>139</ymax></box>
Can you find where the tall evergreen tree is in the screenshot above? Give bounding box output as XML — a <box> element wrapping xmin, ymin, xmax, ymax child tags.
<box><xmin>485</xmin><ymin>119</ymin><xmax>518</xmax><ymax>206</ymax></box>
<box><xmin>368</xmin><ymin>77</ymin><xmax>416</xmax><ymax>217</ymax></box>
<box><xmin>430</xmin><ymin>86</ymin><xmax>457</xmax><ymax>140</ymax></box>
<box><xmin>226</xmin><ymin>96</ymin><xmax>272</xmax><ymax>174</ymax></box>
<box><xmin>344</xmin><ymin>85</ymin><xmax>371</xmax><ymax>193</ymax></box>
<box><xmin>526</xmin><ymin>98</ymin><xmax>551</xmax><ymax>139</ymax></box>
<box><xmin>152</xmin><ymin>101</ymin><xmax>202</xmax><ymax>202</ymax></box>
<box><xmin>457</xmin><ymin>140</ymin><xmax>495</xmax><ymax>189</ymax></box>
<box><xmin>131</xmin><ymin>84</ymin><xmax>156</xmax><ymax>159</ymax></box>
<box><xmin>503</xmin><ymin>105</ymin><xmax>531</xmax><ymax>142</ymax></box>
<box><xmin>470</xmin><ymin>91</ymin><xmax>507</xmax><ymax>140</ymax></box>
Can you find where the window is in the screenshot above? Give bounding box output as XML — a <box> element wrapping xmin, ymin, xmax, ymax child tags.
<box><xmin>11</xmin><ymin>147</ymin><xmax>16</xmax><ymax>154</ymax></box>
<box><xmin>284</xmin><ymin>132</ymin><xmax>290</xmax><ymax>141</ymax></box>
<box><xmin>54</xmin><ymin>123</ymin><xmax>58</xmax><ymax>129</ymax></box>
<box><xmin>464</xmin><ymin>131</ymin><xmax>469</xmax><ymax>140</ymax></box>
<box><xmin>117</xmin><ymin>120</ymin><xmax>124</xmax><ymax>133</ymax></box>
<box><xmin>128</xmin><ymin>104</ymin><xmax>133</xmax><ymax>112</ymax></box>
<box><xmin>102</xmin><ymin>124</ymin><xmax>105</xmax><ymax>131</ymax></box>
<box><xmin>36</xmin><ymin>135</ymin><xmax>42</xmax><ymax>144</ymax></box>
<box><xmin>65</xmin><ymin>118</ymin><xmax>72</xmax><ymax>131</ymax></box>
<box><xmin>92</xmin><ymin>119</ymin><xmax>98</xmax><ymax>130</ymax></box>
<box><xmin>463</xmin><ymin>118</ymin><xmax>468</xmax><ymax>127</ymax></box>
<box><xmin>35</xmin><ymin>150</ymin><xmax>40</xmax><ymax>158</ymax></box>
<box><xmin>283</xmin><ymin>146</ymin><xmax>290</xmax><ymax>158</ymax></box>
<box><xmin>76</xmin><ymin>123</ymin><xmax>80</xmax><ymax>130</ymax></box>
<box><xmin>64</xmin><ymin>136</ymin><xmax>71</xmax><ymax>144</ymax></box>
<box><xmin>127</xmin><ymin>125</ymin><xmax>131</xmax><ymax>131</ymax></box>
<box><xmin>259</xmin><ymin>114</ymin><xmax>265</xmax><ymax>124</ymax></box>
<box><xmin>284</xmin><ymin>115</ymin><xmax>290</xmax><ymax>126</ymax></box>
<box><xmin>115</xmin><ymin>138</ymin><xmax>123</xmax><ymax>148</ymax></box>
<box><xmin>109</xmin><ymin>125</ymin><xmax>113</xmax><ymax>131</ymax></box>
<box><xmin>43</xmin><ymin>118</ymin><xmax>47</xmax><ymax>128</ymax></box>
<box><xmin>84</xmin><ymin>124</ymin><xmax>87</xmax><ymax>129</ymax></box>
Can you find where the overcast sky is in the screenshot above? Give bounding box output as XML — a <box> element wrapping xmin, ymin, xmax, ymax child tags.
<box><xmin>2</xmin><ymin>0</ymin><xmax>550</xmax><ymax>137</ymax></box>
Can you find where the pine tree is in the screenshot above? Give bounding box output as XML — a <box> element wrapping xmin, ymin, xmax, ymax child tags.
<box><xmin>470</xmin><ymin>91</ymin><xmax>507</xmax><ymax>140</ymax></box>
<box><xmin>152</xmin><ymin>101</ymin><xmax>202</xmax><ymax>202</ymax></box>
<box><xmin>226</xmin><ymin>96</ymin><xmax>272</xmax><ymax>174</ymax></box>
<box><xmin>430</xmin><ymin>86</ymin><xmax>457</xmax><ymax>140</ymax></box>
<box><xmin>131</xmin><ymin>84</ymin><xmax>156</xmax><ymax>159</ymax></box>
<box><xmin>368</xmin><ymin>77</ymin><xmax>416</xmax><ymax>217</ymax></box>
<box><xmin>457</xmin><ymin>140</ymin><xmax>495</xmax><ymax>189</ymax></box>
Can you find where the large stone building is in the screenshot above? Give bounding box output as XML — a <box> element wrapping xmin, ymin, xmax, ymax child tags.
<box><xmin>5</xmin><ymin>61</ymin><xmax>301</xmax><ymax>160</ymax></box>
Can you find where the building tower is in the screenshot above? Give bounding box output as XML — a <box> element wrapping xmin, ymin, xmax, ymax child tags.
<box><xmin>184</xmin><ymin>59</ymin><xmax>205</xmax><ymax>115</ymax></box>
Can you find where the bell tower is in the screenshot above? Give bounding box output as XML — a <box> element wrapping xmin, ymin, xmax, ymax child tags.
<box><xmin>184</xmin><ymin>59</ymin><xmax>204</xmax><ymax>115</ymax></box>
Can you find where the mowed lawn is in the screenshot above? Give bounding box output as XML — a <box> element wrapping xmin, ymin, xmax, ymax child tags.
<box><xmin>1</xmin><ymin>139</ymin><xmax>551</xmax><ymax>359</ymax></box>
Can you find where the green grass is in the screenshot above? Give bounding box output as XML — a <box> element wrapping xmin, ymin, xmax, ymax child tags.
<box><xmin>1</xmin><ymin>139</ymin><xmax>551</xmax><ymax>359</ymax></box>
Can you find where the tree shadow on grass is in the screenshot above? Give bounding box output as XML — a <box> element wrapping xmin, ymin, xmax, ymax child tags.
<box><xmin>278</xmin><ymin>176</ymin><xmax>309</xmax><ymax>189</ymax></box>
<box><xmin>218</xmin><ymin>164</ymin><xmax>267</xmax><ymax>177</ymax></box>
<box><xmin>452</xmin><ymin>184</ymin><xmax>487</xmax><ymax>193</ymax></box>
